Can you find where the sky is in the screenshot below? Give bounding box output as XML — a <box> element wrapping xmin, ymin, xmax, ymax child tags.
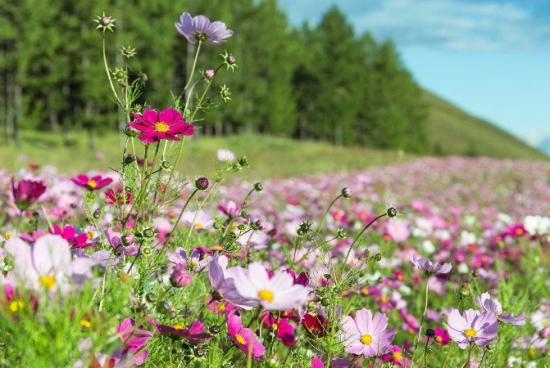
<box><xmin>277</xmin><ymin>0</ymin><xmax>550</xmax><ymax>147</ymax></box>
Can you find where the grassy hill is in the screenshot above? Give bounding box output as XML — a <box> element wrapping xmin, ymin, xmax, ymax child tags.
<box><xmin>423</xmin><ymin>90</ymin><xmax>548</xmax><ymax>160</ymax></box>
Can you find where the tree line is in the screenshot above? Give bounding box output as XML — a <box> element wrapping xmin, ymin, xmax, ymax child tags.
<box><xmin>0</xmin><ymin>0</ymin><xmax>429</xmax><ymax>152</ymax></box>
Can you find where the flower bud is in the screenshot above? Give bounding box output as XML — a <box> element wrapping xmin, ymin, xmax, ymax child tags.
<box><xmin>254</xmin><ymin>182</ymin><xmax>263</xmax><ymax>192</ymax></box>
<box><xmin>146</xmin><ymin>293</ymin><xmax>156</xmax><ymax>303</ymax></box>
<box><xmin>100</xmin><ymin>16</ymin><xmax>111</xmax><ymax>26</ymax></box>
<box><xmin>156</xmin><ymin>301</ymin><xmax>171</xmax><ymax>315</ymax></box>
<box><xmin>341</xmin><ymin>187</ymin><xmax>351</xmax><ymax>199</ymax></box>
<box><xmin>121</xmin><ymin>233</ymin><xmax>134</xmax><ymax>246</ymax></box>
<box><xmin>194</xmin><ymin>348</ymin><xmax>205</xmax><ymax>357</ymax></box>
<box><xmin>195</xmin><ymin>177</ymin><xmax>209</xmax><ymax>191</ymax></box>
<box><xmin>170</xmin><ymin>265</ymin><xmax>192</xmax><ymax>288</ymax></box>
<box><xmin>143</xmin><ymin>228</ymin><xmax>155</xmax><ymax>238</ymax></box>
<box><xmin>425</xmin><ymin>328</ymin><xmax>435</xmax><ymax>337</ymax></box>
<box><xmin>204</xmin><ymin>69</ymin><xmax>215</xmax><ymax>79</ymax></box>
<box><xmin>458</xmin><ymin>283</ymin><xmax>471</xmax><ymax>299</ymax></box>
<box><xmin>255</xmin><ymin>219</ymin><xmax>267</xmax><ymax>231</ymax></box>
<box><xmin>209</xmin><ymin>325</ymin><xmax>220</xmax><ymax>334</ymax></box>
<box><xmin>226</xmin><ymin>54</ymin><xmax>236</xmax><ymax>65</ymax></box>
<box><xmin>387</xmin><ymin>207</ymin><xmax>398</xmax><ymax>218</ymax></box>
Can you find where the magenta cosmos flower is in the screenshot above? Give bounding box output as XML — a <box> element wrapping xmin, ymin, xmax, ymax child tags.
<box><xmin>232</xmin><ymin>262</ymin><xmax>310</xmax><ymax>310</ymax></box>
<box><xmin>128</xmin><ymin>108</ymin><xmax>194</xmax><ymax>144</ymax></box>
<box><xmin>71</xmin><ymin>174</ymin><xmax>112</xmax><ymax>191</ymax></box>
<box><xmin>175</xmin><ymin>12</ymin><xmax>233</xmax><ymax>45</ymax></box>
<box><xmin>11</xmin><ymin>177</ymin><xmax>47</xmax><ymax>211</ymax></box>
<box><xmin>445</xmin><ymin>309</ymin><xmax>499</xmax><ymax>349</ymax></box>
<box><xmin>227</xmin><ymin>311</ymin><xmax>265</xmax><ymax>359</ymax></box>
<box><xmin>475</xmin><ymin>292</ymin><xmax>525</xmax><ymax>326</ymax></box>
<box><xmin>410</xmin><ymin>254</ymin><xmax>452</xmax><ymax>275</ymax></box>
<box><xmin>116</xmin><ymin>317</ymin><xmax>153</xmax><ymax>365</ymax></box>
<box><xmin>339</xmin><ymin>308</ymin><xmax>396</xmax><ymax>357</ymax></box>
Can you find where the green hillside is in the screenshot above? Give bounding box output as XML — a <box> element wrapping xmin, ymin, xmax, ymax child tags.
<box><xmin>423</xmin><ymin>90</ymin><xmax>548</xmax><ymax>160</ymax></box>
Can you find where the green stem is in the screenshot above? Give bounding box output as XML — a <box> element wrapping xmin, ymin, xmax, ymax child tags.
<box><xmin>102</xmin><ymin>33</ymin><xmax>122</xmax><ymax>107</ymax></box>
<box><xmin>169</xmin><ymin>188</ymin><xmax>199</xmax><ymax>237</ymax></box>
<box><xmin>183</xmin><ymin>41</ymin><xmax>202</xmax><ymax>91</ymax></box>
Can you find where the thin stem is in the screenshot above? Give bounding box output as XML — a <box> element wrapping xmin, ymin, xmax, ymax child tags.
<box><xmin>169</xmin><ymin>188</ymin><xmax>199</xmax><ymax>237</ymax></box>
<box><xmin>183</xmin><ymin>41</ymin><xmax>202</xmax><ymax>91</ymax></box>
<box><xmin>102</xmin><ymin>33</ymin><xmax>122</xmax><ymax>107</ymax></box>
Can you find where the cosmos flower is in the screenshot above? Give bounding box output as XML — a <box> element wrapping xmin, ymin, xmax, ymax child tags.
<box><xmin>116</xmin><ymin>318</ymin><xmax>153</xmax><ymax>365</ymax></box>
<box><xmin>475</xmin><ymin>292</ymin><xmax>525</xmax><ymax>326</ymax></box>
<box><xmin>71</xmin><ymin>174</ymin><xmax>112</xmax><ymax>191</ymax></box>
<box><xmin>410</xmin><ymin>254</ymin><xmax>452</xmax><ymax>275</ymax></box>
<box><xmin>11</xmin><ymin>177</ymin><xmax>47</xmax><ymax>211</ymax></box>
<box><xmin>175</xmin><ymin>12</ymin><xmax>233</xmax><ymax>45</ymax></box>
<box><xmin>49</xmin><ymin>224</ymin><xmax>91</xmax><ymax>249</ymax></box>
<box><xmin>445</xmin><ymin>309</ymin><xmax>499</xmax><ymax>349</ymax></box>
<box><xmin>4</xmin><ymin>235</ymin><xmax>95</xmax><ymax>294</ymax></box>
<box><xmin>150</xmin><ymin>319</ymin><xmax>211</xmax><ymax>345</ymax></box>
<box><xmin>261</xmin><ymin>311</ymin><xmax>296</xmax><ymax>347</ymax></box>
<box><xmin>226</xmin><ymin>311</ymin><xmax>265</xmax><ymax>359</ymax></box>
<box><xmin>232</xmin><ymin>262</ymin><xmax>309</xmax><ymax>310</ymax></box>
<box><xmin>128</xmin><ymin>108</ymin><xmax>194</xmax><ymax>144</ymax></box>
<box><xmin>339</xmin><ymin>309</ymin><xmax>396</xmax><ymax>357</ymax></box>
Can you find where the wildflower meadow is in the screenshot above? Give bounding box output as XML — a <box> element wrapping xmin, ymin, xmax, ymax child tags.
<box><xmin>0</xmin><ymin>11</ymin><xmax>549</xmax><ymax>368</ymax></box>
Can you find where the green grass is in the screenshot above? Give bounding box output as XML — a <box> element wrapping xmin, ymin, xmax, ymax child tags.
<box><xmin>0</xmin><ymin>130</ymin><xmax>415</xmax><ymax>180</ymax></box>
<box><xmin>423</xmin><ymin>89</ymin><xmax>548</xmax><ymax>160</ymax></box>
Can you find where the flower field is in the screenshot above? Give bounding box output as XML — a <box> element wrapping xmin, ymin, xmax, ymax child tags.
<box><xmin>0</xmin><ymin>9</ymin><xmax>549</xmax><ymax>368</ymax></box>
<box><xmin>1</xmin><ymin>155</ymin><xmax>549</xmax><ymax>367</ymax></box>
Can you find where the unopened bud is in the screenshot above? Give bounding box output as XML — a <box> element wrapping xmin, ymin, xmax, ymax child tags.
<box><xmin>254</xmin><ymin>182</ymin><xmax>263</xmax><ymax>192</ymax></box>
<box><xmin>121</xmin><ymin>233</ymin><xmax>134</xmax><ymax>246</ymax></box>
<box><xmin>226</xmin><ymin>54</ymin><xmax>236</xmax><ymax>65</ymax></box>
<box><xmin>387</xmin><ymin>207</ymin><xmax>398</xmax><ymax>218</ymax></box>
<box><xmin>425</xmin><ymin>328</ymin><xmax>435</xmax><ymax>337</ymax></box>
<box><xmin>100</xmin><ymin>16</ymin><xmax>111</xmax><ymax>26</ymax></box>
<box><xmin>195</xmin><ymin>177</ymin><xmax>209</xmax><ymax>191</ymax></box>
<box><xmin>255</xmin><ymin>219</ymin><xmax>267</xmax><ymax>231</ymax></box>
<box><xmin>341</xmin><ymin>187</ymin><xmax>351</xmax><ymax>199</ymax></box>
<box><xmin>204</xmin><ymin>69</ymin><xmax>215</xmax><ymax>79</ymax></box>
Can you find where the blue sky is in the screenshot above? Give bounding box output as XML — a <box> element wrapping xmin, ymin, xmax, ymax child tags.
<box><xmin>277</xmin><ymin>0</ymin><xmax>550</xmax><ymax>146</ymax></box>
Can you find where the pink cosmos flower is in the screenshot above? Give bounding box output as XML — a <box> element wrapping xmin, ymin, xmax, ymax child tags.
<box><xmin>11</xmin><ymin>177</ymin><xmax>47</xmax><ymax>211</ymax></box>
<box><xmin>175</xmin><ymin>12</ymin><xmax>233</xmax><ymax>45</ymax></box>
<box><xmin>4</xmin><ymin>235</ymin><xmax>95</xmax><ymax>294</ymax></box>
<box><xmin>410</xmin><ymin>254</ymin><xmax>452</xmax><ymax>275</ymax></box>
<box><xmin>232</xmin><ymin>262</ymin><xmax>310</xmax><ymax>310</ymax></box>
<box><xmin>311</xmin><ymin>357</ymin><xmax>324</xmax><ymax>368</ymax></box>
<box><xmin>105</xmin><ymin>186</ymin><xmax>133</xmax><ymax>205</ymax></box>
<box><xmin>380</xmin><ymin>345</ymin><xmax>411</xmax><ymax>367</ymax></box>
<box><xmin>445</xmin><ymin>309</ymin><xmax>499</xmax><ymax>349</ymax></box>
<box><xmin>71</xmin><ymin>174</ymin><xmax>112</xmax><ymax>191</ymax></box>
<box><xmin>116</xmin><ymin>317</ymin><xmax>153</xmax><ymax>365</ymax></box>
<box><xmin>434</xmin><ymin>327</ymin><xmax>451</xmax><ymax>345</ymax></box>
<box><xmin>475</xmin><ymin>292</ymin><xmax>525</xmax><ymax>326</ymax></box>
<box><xmin>386</xmin><ymin>219</ymin><xmax>410</xmax><ymax>242</ymax></box>
<box><xmin>227</xmin><ymin>311</ymin><xmax>265</xmax><ymax>359</ymax></box>
<box><xmin>128</xmin><ymin>108</ymin><xmax>194</xmax><ymax>144</ymax></box>
<box><xmin>339</xmin><ymin>308</ymin><xmax>396</xmax><ymax>357</ymax></box>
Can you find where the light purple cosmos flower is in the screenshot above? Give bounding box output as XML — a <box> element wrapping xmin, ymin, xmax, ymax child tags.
<box><xmin>175</xmin><ymin>12</ymin><xmax>233</xmax><ymax>45</ymax></box>
<box><xmin>445</xmin><ymin>309</ymin><xmax>499</xmax><ymax>349</ymax></box>
<box><xmin>475</xmin><ymin>292</ymin><xmax>526</xmax><ymax>326</ymax></box>
<box><xmin>232</xmin><ymin>262</ymin><xmax>310</xmax><ymax>310</ymax></box>
<box><xmin>4</xmin><ymin>235</ymin><xmax>95</xmax><ymax>294</ymax></box>
<box><xmin>208</xmin><ymin>252</ymin><xmax>258</xmax><ymax>310</ymax></box>
<box><xmin>410</xmin><ymin>254</ymin><xmax>452</xmax><ymax>275</ymax></box>
<box><xmin>339</xmin><ymin>308</ymin><xmax>396</xmax><ymax>357</ymax></box>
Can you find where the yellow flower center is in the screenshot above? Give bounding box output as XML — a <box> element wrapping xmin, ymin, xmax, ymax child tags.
<box><xmin>258</xmin><ymin>289</ymin><xmax>274</xmax><ymax>302</ymax></box>
<box><xmin>361</xmin><ymin>334</ymin><xmax>373</xmax><ymax>345</ymax></box>
<box><xmin>155</xmin><ymin>122</ymin><xmax>169</xmax><ymax>132</ymax></box>
<box><xmin>80</xmin><ymin>320</ymin><xmax>91</xmax><ymax>328</ymax></box>
<box><xmin>173</xmin><ymin>323</ymin><xmax>185</xmax><ymax>330</ymax></box>
<box><xmin>464</xmin><ymin>328</ymin><xmax>477</xmax><ymax>338</ymax></box>
<box><xmin>39</xmin><ymin>275</ymin><xmax>56</xmax><ymax>289</ymax></box>
<box><xmin>212</xmin><ymin>245</ymin><xmax>223</xmax><ymax>251</ymax></box>
<box><xmin>272</xmin><ymin>323</ymin><xmax>278</xmax><ymax>331</ymax></box>
<box><xmin>9</xmin><ymin>300</ymin><xmax>24</xmax><ymax>312</ymax></box>
<box><xmin>380</xmin><ymin>295</ymin><xmax>388</xmax><ymax>303</ymax></box>
<box><xmin>195</xmin><ymin>223</ymin><xmax>203</xmax><ymax>229</ymax></box>
<box><xmin>235</xmin><ymin>333</ymin><xmax>246</xmax><ymax>345</ymax></box>
<box><xmin>218</xmin><ymin>303</ymin><xmax>226</xmax><ymax>311</ymax></box>
<box><xmin>4</xmin><ymin>232</ymin><xmax>12</xmax><ymax>240</ymax></box>
<box><xmin>87</xmin><ymin>180</ymin><xmax>97</xmax><ymax>188</ymax></box>
<box><xmin>87</xmin><ymin>231</ymin><xmax>95</xmax><ymax>239</ymax></box>
<box><xmin>394</xmin><ymin>352</ymin><xmax>403</xmax><ymax>361</ymax></box>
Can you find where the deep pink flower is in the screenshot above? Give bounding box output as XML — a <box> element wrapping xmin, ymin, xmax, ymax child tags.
<box><xmin>150</xmin><ymin>319</ymin><xmax>212</xmax><ymax>345</ymax></box>
<box><xmin>261</xmin><ymin>311</ymin><xmax>296</xmax><ymax>347</ymax></box>
<box><xmin>445</xmin><ymin>309</ymin><xmax>499</xmax><ymax>349</ymax></box>
<box><xmin>175</xmin><ymin>12</ymin><xmax>233</xmax><ymax>45</ymax></box>
<box><xmin>302</xmin><ymin>313</ymin><xmax>330</xmax><ymax>337</ymax></box>
<box><xmin>49</xmin><ymin>224</ymin><xmax>91</xmax><ymax>249</ymax></box>
<box><xmin>434</xmin><ymin>327</ymin><xmax>451</xmax><ymax>345</ymax></box>
<box><xmin>410</xmin><ymin>254</ymin><xmax>452</xmax><ymax>275</ymax></box>
<box><xmin>311</xmin><ymin>357</ymin><xmax>324</xmax><ymax>368</ymax></box>
<box><xmin>105</xmin><ymin>187</ymin><xmax>133</xmax><ymax>205</ymax></box>
<box><xmin>128</xmin><ymin>108</ymin><xmax>193</xmax><ymax>144</ymax></box>
<box><xmin>71</xmin><ymin>174</ymin><xmax>112</xmax><ymax>191</ymax></box>
<box><xmin>226</xmin><ymin>311</ymin><xmax>265</xmax><ymax>359</ymax></box>
<box><xmin>380</xmin><ymin>345</ymin><xmax>411</xmax><ymax>367</ymax></box>
<box><xmin>339</xmin><ymin>309</ymin><xmax>396</xmax><ymax>357</ymax></box>
<box><xmin>11</xmin><ymin>177</ymin><xmax>46</xmax><ymax>211</ymax></box>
